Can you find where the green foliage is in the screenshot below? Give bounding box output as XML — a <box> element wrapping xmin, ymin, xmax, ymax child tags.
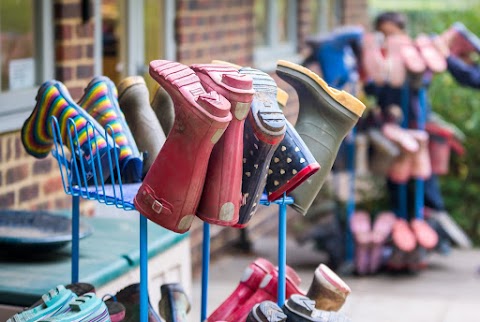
<box><xmin>368</xmin><ymin>3</ymin><xmax>480</xmax><ymax>244</ymax></box>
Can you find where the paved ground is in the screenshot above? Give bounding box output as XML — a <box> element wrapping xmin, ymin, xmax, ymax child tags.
<box><xmin>191</xmin><ymin>236</ymin><xmax>480</xmax><ymax>322</ymax></box>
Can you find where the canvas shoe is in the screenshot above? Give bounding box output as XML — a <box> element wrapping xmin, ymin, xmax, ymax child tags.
<box><xmin>37</xmin><ymin>293</ymin><xmax>110</xmax><ymax>322</ymax></box>
<box><xmin>282</xmin><ymin>294</ymin><xmax>352</xmax><ymax>322</ymax></box>
<box><xmin>246</xmin><ymin>301</ymin><xmax>287</xmax><ymax>322</ymax></box>
<box><xmin>306</xmin><ymin>264</ymin><xmax>351</xmax><ymax>311</ymax></box>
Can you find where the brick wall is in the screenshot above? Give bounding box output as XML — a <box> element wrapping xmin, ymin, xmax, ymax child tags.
<box><xmin>175</xmin><ymin>0</ymin><xmax>254</xmax><ymax>67</ymax></box>
<box><xmin>0</xmin><ymin>0</ymin><xmax>96</xmax><ymax>215</ymax></box>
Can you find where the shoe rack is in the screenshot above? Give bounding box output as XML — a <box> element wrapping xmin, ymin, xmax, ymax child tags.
<box><xmin>50</xmin><ymin>116</ymin><xmax>295</xmax><ymax>322</ymax></box>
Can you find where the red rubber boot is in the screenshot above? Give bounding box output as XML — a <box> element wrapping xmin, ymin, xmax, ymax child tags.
<box><xmin>191</xmin><ymin>64</ymin><xmax>255</xmax><ymax>226</ymax></box>
<box><xmin>227</xmin><ymin>268</ymin><xmax>304</xmax><ymax>322</ymax></box>
<box><xmin>207</xmin><ymin>258</ymin><xmax>275</xmax><ymax>322</ymax></box>
<box><xmin>134</xmin><ymin>60</ymin><xmax>232</xmax><ymax>233</ymax></box>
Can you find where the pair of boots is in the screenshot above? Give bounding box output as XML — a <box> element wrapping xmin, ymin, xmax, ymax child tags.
<box><xmin>22</xmin><ymin>77</ymin><xmax>143</xmax><ymax>185</ymax></box>
<box><xmin>387</xmin><ymin>217</ymin><xmax>439</xmax><ymax>272</ymax></box>
<box><xmin>247</xmin><ymin>294</ymin><xmax>351</xmax><ymax>322</ymax></box>
<box><xmin>207</xmin><ymin>259</ymin><xmax>351</xmax><ymax>322</ymax></box>
<box><xmin>437</xmin><ymin>22</ymin><xmax>480</xmax><ymax>57</ymax></box>
<box><xmin>350</xmin><ymin>211</ymin><xmax>397</xmax><ymax>275</ymax></box>
<box><xmin>135</xmin><ymin>60</ymin><xmax>360</xmax><ymax>233</ymax></box>
<box><xmin>381</xmin><ymin>123</ymin><xmax>432</xmax><ymax>183</ymax></box>
<box><xmin>362</xmin><ymin>32</ymin><xmax>446</xmax><ymax>88</ymax></box>
<box><xmin>8</xmin><ymin>284</ymin><xmax>114</xmax><ymax>322</ymax></box>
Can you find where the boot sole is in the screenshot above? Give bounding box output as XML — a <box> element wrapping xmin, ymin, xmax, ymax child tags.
<box><xmin>247</xmin><ymin>301</ymin><xmax>287</xmax><ymax>322</ymax></box>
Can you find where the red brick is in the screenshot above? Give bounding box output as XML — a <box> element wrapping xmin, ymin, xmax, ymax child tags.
<box><xmin>33</xmin><ymin>158</ymin><xmax>53</xmax><ymax>175</ymax></box>
<box><xmin>43</xmin><ymin>176</ymin><xmax>64</xmax><ymax>195</ymax></box>
<box><xmin>0</xmin><ymin>139</ymin><xmax>3</xmax><ymax>162</ymax></box>
<box><xmin>85</xmin><ymin>44</ymin><xmax>94</xmax><ymax>58</ymax></box>
<box><xmin>6</xmin><ymin>164</ymin><xmax>29</xmax><ymax>184</ymax></box>
<box><xmin>0</xmin><ymin>171</ymin><xmax>2</xmax><ymax>186</ymax></box>
<box><xmin>0</xmin><ymin>192</ymin><xmax>15</xmax><ymax>209</ymax></box>
<box><xmin>55</xmin><ymin>24</ymin><xmax>73</xmax><ymax>39</ymax></box>
<box><xmin>19</xmin><ymin>184</ymin><xmax>40</xmax><ymax>203</ymax></box>
<box><xmin>14</xmin><ymin>136</ymin><xmax>25</xmax><ymax>159</ymax></box>
<box><xmin>55</xmin><ymin>197</ymin><xmax>71</xmax><ymax>209</ymax></box>
<box><xmin>56</xmin><ymin>44</ymin><xmax>82</xmax><ymax>60</ymax></box>
<box><xmin>68</xmin><ymin>86</ymin><xmax>84</xmax><ymax>101</ymax></box>
<box><xmin>56</xmin><ymin>66</ymin><xmax>74</xmax><ymax>82</ymax></box>
<box><xmin>76</xmin><ymin>64</ymin><xmax>93</xmax><ymax>79</ymax></box>
<box><xmin>5</xmin><ymin>136</ymin><xmax>12</xmax><ymax>161</ymax></box>
<box><xmin>76</xmin><ymin>22</ymin><xmax>94</xmax><ymax>39</ymax></box>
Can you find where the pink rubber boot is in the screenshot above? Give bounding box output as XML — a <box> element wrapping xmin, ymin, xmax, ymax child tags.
<box><xmin>191</xmin><ymin>64</ymin><xmax>255</xmax><ymax>226</ymax></box>
<box><xmin>134</xmin><ymin>60</ymin><xmax>232</xmax><ymax>233</ymax></box>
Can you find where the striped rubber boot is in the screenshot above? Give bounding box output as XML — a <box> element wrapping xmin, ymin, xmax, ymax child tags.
<box><xmin>37</xmin><ymin>293</ymin><xmax>110</xmax><ymax>322</ymax></box>
<box><xmin>79</xmin><ymin>76</ymin><xmax>143</xmax><ymax>183</ymax></box>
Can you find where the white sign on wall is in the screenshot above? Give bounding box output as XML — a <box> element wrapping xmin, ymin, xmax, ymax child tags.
<box><xmin>9</xmin><ymin>58</ymin><xmax>35</xmax><ymax>90</ymax></box>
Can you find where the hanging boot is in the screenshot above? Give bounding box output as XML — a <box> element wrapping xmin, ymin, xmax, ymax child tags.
<box><xmin>21</xmin><ymin>80</ymin><xmax>118</xmax><ymax>185</ymax></box>
<box><xmin>158</xmin><ymin>283</ymin><xmax>191</xmax><ymax>322</ymax></box>
<box><xmin>282</xmin><ymin>294</ymin><xmax>352</xmax><ymax>322</ymax></box>
<box><xmin>246</xmin><ymin>301</ymin><xmax>287</xmax><ymax>322</ymax></box>
<box><xmin>306</xmin><ymin>264</ymin><xmax>351</xmax><ymax>311</ymax></box>
<box><xmin>407</xmin><ymin>129</ymin><xmax>432</xmax><ymax>180</ymax></box>
<box><xmin>349</xmin><ymin>210</ymin><xmax>372</xmax><ymax>275</ymax></box>
<box><xmin>117</xmin><ymin>76</ymin><xmax>166</xmax><ymax>177</ymax></box>
<box><xmin>265</xmin><ymin>90</ymin><xmax>320</xmax><ymax>202</ymax></box>
<box><xmin>415</xmin><ymin>34</ymin><xmax>447</xmax><ymax>73</ymax></box>
<box><xmin>37</xmin><ymin>293</ymin><xmax>110</xmax><ymax>322</ymax></box>
<box><xmin>368</xmin><ymin>128</ymin><xmax>401</xmax><ymax>176</ymax></box>
<box><xmin>276</xmin><ymin>60</ymin><xmax>365</xmax><ymax>215</ymax></box>
<box><xmin>151</xmin><ymin>85</ymin><xmax>175</xmax><ymax>136</ymax></box>
<box><xmin>79</xmin><ymin>76</ymin><xmax>143</xmax><ymax>183</ymax></box>
<box><xmin>134</xmin><ymin>60</ymin><xmax>231</xmax><ymax>233</ymax></box>
<box><xmin>191</xmin><ymin>64</ymin><xmax>255</xmax><ymax>226</ymax></box>
<box><xmin>370</xmin><ymin>211</ymin><xmax>396</xmax><ymax>273</ymax></box>
<box><xmin>235</xmin><ymin>66</ymin><xmax>286</xmax><ymax>228</ymax></box>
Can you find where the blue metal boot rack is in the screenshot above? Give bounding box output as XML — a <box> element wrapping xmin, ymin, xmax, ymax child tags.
<box><xmin>50</xmin><ymin>116</ymin><xmax>294</xmax><ymax>322</ymax></box>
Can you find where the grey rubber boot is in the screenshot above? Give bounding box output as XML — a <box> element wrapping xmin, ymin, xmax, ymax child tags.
<box><xmin>117</xmin><ymin>76</ymin><xmax>166</xmax><ymax>176</ymax></box>
<box><xmin>246</xmin><ymin>301</ymin><xmax>287</xmax><ymax>322</ymax></box>
<box><xmin>276</xmin><ymin>60</ymin><xmax>365</xmax><ymax>215</ymax></box>
<box><xmin>151</xmin><ymin>85</ymin><xmax>175</xmax><ymax>136</ymax></box>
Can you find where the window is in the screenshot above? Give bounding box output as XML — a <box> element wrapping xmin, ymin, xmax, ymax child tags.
<box><xmin>0</xmin><ymin>0</ymin><xmax>53</xmax><ymax>133</ymax></box>
<box><xmin>253</xmin><ymin>0</ymin><xmax>301</xmax><ymax>71</ymax></box>
<box><xmin>309</xmin><ymin>0</ymin><xmax>342</xmax><ymax>35</ymax></box>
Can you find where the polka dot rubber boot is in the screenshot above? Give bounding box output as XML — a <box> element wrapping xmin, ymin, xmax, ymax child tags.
<box><xmin>234</xmin><ymin>67</ymin><xmax>286</xmax><ymax>228</ymax></box>
<box><xmin>21</xmin><ymin>80</ymin><xmax>118</xmax><ymax>185</ymax></box>
<box><xmin>191</xmin><ymin>64</ymin><xmax>255</xmax><ymax>226</ymax></box>
<box><xmin>79</xmin><ymin>76</ymin><xmax>143</xmax><ymax>183</ymax></box>
<box><xmin>282</xmin><ymin>294</ymin><xmax>352</xmax><ymax>322</ymax></box>
<box><xmin>266</xmin><ymin>120</ymin><xmax>320</xmax><ymax>202</ymax></box>
<box><xmin>37</xmin><ymin>293</ymin><xmax>110</xmax><ymax>322</ymax></box>
<box><xmin>134</xmin><ymin>60</ymin><xmax>232</xmax><ymax>234</ymax></box>
<box><xmin>276</xmin><ymin>60</ymin><xmax>365</xmax><ymax>216</ymax></box>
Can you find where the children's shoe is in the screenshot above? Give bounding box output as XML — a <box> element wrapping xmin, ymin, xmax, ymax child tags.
<box><xmin>246</xmin><ymin>301</ymin><xmax>287</xmax><ymax>322</ymax></box>
<box><xmin>407</xmin><ymin>129</ymin><xmax>432</xmax><ymax>180</ymax></box>
<box><xmin>306</xmin><ymin>264</ymin><xmax>351</xmax><ymax>311</ymax></box>
<box><xmin>191</xmin><ymin>64</ymin><xmax>255</xmax><ymax>226</ymax></box>
<box><xmin>79</xmin><ymin>76</ymin><xmax>143</xmax><ymax>183</ymax></box>
<box><xmin>104</xmin><ymin>283</ymin><xmax>162</xmax><ymax>322</ymax></box>
<box><xmin>134</xmin><ymin>60</ymin><xmax>232</xmax><ymax>233</ymax></box>
<box><xmin>151</xmin><ymin>85</ymin><xmax>175</xmax><ymax>136</ymax></box>
<box><xmin>117</xmin><ymin>76</ymin><xmax>166</xmax><ymax>177</ymax></box>
<box><xmin>158</xmin><ymin>283</ymin><xmax>191</xmax><ymax>322</ymax></box>
<box><xmin>21</xmin><ymin>80</ymin><xmax>118</xmax><ymax>185</ymax></box>
<box><xmin>349</xmin><ymin>210</ymin><xmax>372</xmax><ymax>275</ymax></box>
<box><xmin>235</xmin><ymin>67</ymin><xmax>286</xmax><ymax>227</ymax></box>
<box><xmin>227</xmin><ymin>269</ymin><xmax>303</xmax><ymax>322</ymax></box>
<box><xmin>276</xmin><ymin>60</ymin><xmax>365</xmax><ymax>215</ymax></box>
<box><xmin>415</xmin><ymin>34</ymin><xmax>447</xmax><ymax>73</ymax></box>
<box><xmin>207</xmin><ymin>258</ymin><xmax>275</xmax><ymax>322</ymax></box>
<box><xmin>410</xmin><ymin>219</ymin><xmax>439</xmax><ymax>250</ymax></box>
<box><xmin>7</xmin><ymin>285</ymin><xmax>77</xmax><ymax>322</ymax></box>
<box><xmin>446</xmin><ymin>22</ymin><xmax>480</xmax><ymax>56</ymax></box>
<box><xmin>370</xmin><ymin>211</ymin><xmax>396</xmax><ymax>273</ymax></box>
<box><xmin>37</xmin><ymin>293</ymin><xmax>110</xmax><ymax>322</ymax></box>
<box><xmin>282</xmin><ymin>294</ymin><xmax>352</xmax><ymax>322</ymax></box>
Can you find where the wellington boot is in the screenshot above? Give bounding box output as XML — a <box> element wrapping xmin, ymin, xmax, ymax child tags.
<box><xmin>117</xmin><ymin>76</ymin><xmax>166</xmax><ymax>176</ymax></box>
<box><xmin>134</xmin><ymin>60</ymin><xmax>231</xmax><ymax>233</ymax></box>
<box><xmin>191</xmin><ymin>64</ymin><xmax>255</xmax><ymax>226</ymax></box>
<box><xmin>276</xmin><ymin>60</ymin><xmax>365</xmax><ymax>215</ymax></box>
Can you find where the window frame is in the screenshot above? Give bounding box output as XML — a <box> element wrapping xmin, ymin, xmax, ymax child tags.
<box><xmin>0</xmin><ymin>0</ymin><xmax>54</xmax><ymax>133</ymax></box>
<box><xmin>253</xmin><ymin>0</ymin><xmax>302</xmax><ymax>72</ymax></box>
